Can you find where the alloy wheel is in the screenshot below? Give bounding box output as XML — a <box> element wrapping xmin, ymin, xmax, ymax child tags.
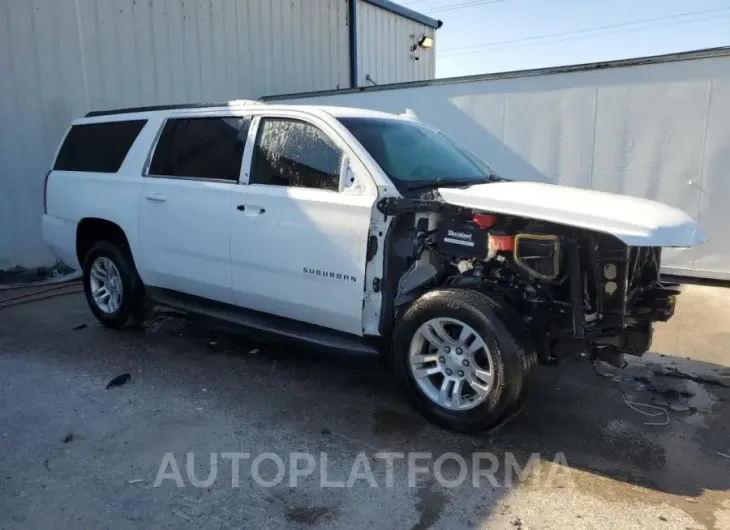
<box><xmin>408</xmin><ymin>317</ymin><xmax>495</xmax><ymax>411</ymax></box>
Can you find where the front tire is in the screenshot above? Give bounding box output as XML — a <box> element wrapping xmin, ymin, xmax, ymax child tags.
<box><xmin>393</xmin><ymin>289</ymin><xmax>530</xmax><ymax>434</ymax></box>
<box><xmin>82</xmin><ymin>241</ymin><xmax>144</xmax><ymax>328</ymax></box>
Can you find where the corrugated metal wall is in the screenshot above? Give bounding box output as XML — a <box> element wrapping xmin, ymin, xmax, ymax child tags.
<box><xmin>0</xmin><ymin>0</ymin><xmax>355</xmax><ymax>268</ymax></box>
<box><xmin>270</xmin><ymin>50</ymin><xmax>730</xmax><ymax>279</ymax></box>
<box><xmin>357</xmin><ymin>0</ymin><xmax>435</xmax><ymax>86</ymax></box>
<box><xmin>78</xmin><ymin>0</ymin><xmax>351</xmax><ymax>107</ymax></box>
<box><xmin>0</xmin><ymin>0</ymin><xmax>437</xmax><ymax>269</ymax></box>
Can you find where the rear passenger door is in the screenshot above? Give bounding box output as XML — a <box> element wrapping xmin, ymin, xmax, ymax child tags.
<box><xmin>230</xmin><ymin>114</ymin><xmax>378</xmax><ymax>336</ymax></box>
<box><xmin>137</xmin><ymin>114</ymin><xmax>250</xmax><ymax>304</ymax></box>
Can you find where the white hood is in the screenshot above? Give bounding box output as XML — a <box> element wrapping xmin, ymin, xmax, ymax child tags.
<box><xmin>438</xmin><ymin>181</ymin><xmax>706</xmax><ymax>247</ymax></box>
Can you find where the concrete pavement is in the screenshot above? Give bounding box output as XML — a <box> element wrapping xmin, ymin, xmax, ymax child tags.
<box><xmin>1</xmin><ymin>284</ymin><xmax>729</xmax><ymax>529</ymax></box>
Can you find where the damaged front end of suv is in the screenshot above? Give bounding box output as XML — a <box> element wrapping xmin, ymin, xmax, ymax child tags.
<box><xmin>377</xmin><ymin>183</ymin><xmax>702</xmax><ymax>370</ymax></box>
<box><xmin>341</xmin><ymin>113</ymin><xmax>706</xmax><ymax>432</ymax></box>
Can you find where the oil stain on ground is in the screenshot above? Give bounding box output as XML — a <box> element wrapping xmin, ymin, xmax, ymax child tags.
<box><xmin>285</xmin><ymin>505</ymin><xmax>335</xmax><ymax>526</ymax></box>
<box><xmin>600</xmin><ymin>420</ymin><xmax>667</xmax><ymax>471</ymax></box>
<box><xmin>410</xmin><ymin>484</ymin><xmax>449</xmax><ymax>530</ymax></box>
<box><xmin>372</xmin><ymin>408</ymin><xmax>425</xmax><ymax>438</ymax></box>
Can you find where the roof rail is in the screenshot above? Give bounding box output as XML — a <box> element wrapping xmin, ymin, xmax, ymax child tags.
<box><xmin>84</xmin><ymin>99</ymin><xmax>262</xmax><ymax>118</ymax></box>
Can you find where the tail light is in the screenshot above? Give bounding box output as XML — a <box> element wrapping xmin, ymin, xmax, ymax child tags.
<box><xmin>43</xmin><ymin>170</ymin><xmax>51</xmax><ymax>214</ymax></box>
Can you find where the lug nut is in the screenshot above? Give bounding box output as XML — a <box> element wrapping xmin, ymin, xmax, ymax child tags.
<box><xmin>456</xmin><ymin>348</ymin><xmax>463</xmax><ymax>355</ymax></box>
<box><xmin>457</xmin><ymin>370</ymin><xmax>464</xmax><ymax>377</ymax></box>
<box><xmin>444</xmin><ymin>346</ymin><xmax>451</xmax><ymax>353</ymax></box>
<box><xmin>462</xmin><ymin>360</ymin><xmax>469</xmax><ymax>367</ymax></box>
<box><xmin>446</xmin><ymin>369</ymin><xmax>452</xmax><ymax>376</ymax></box>
<box><xmin>439</xmin><ymin>357</ymin><xmax>446</xmax><ymax>363</ymax></box>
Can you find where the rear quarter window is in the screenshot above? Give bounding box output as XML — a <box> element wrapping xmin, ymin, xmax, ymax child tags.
<box><xmin>53</xmin><ymin>120</ymin><xmax>147</xmax><ymax>173</ymax></box>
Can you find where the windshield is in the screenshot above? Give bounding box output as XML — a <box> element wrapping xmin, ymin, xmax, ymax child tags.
<box><xmin>338</xmin><ymin>117</ymin><xmax>501</xmax><ymax>191</ymax></box>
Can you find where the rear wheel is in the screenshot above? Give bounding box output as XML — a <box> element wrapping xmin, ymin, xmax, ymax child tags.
<box><xmin>394</xmin><ymin>289</ymin><xmax>530</xmax><ymax>433</ymax></box>
<box><xmin>82</xmin><ymin>241</ymin><xmax>144</xmax><ymax>328</ymax></box>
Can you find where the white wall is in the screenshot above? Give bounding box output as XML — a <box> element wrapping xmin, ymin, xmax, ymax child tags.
<box><xmin>0</xmin><ymin>0</ymin><xmax>435</xmax><ymax>270</ymax></box>
<box><xmin>0</xmin><ymin>0</ymin><xmax>437</xmax><ymax>270</ymax></box>
<box><xmin>273</xmin><ymin>50</ymin><xmax>730</xmax><ymax>279</ymax></box>
<box><xmin>357</xmin><ymin>0</ymin><xmax>436</xmax><ymax>86</ymax></box>
<box><xmin>0</xmin><ymin>0</ymin><xmax>351</xmax><ymax>268</ymax></box>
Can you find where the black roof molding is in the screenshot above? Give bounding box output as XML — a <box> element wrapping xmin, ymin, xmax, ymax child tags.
<box><xmin>84</xmin><ymin>101</ymin><xmax>258</xmax><ymax>118</ymax></box>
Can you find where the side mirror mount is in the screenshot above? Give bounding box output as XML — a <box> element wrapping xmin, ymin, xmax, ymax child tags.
<box><xmin>340</xmin><ymin>156</ymin><xmax>361</xmax><ymax>193</ymax></box>
<box><xmin>399</xmin><ymin>108</ymin><xmax>420</xmax><ymax>121</ymax></box>
<box><xmin>342</xmin><ymin>160</ymin><xmax>360</xmax><ymax>193</ymax></box>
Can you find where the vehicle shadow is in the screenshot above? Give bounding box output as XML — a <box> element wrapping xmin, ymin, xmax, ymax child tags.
<box><xmin>147</xmin><ymin>308</ymin><xmax>730</xmax><ymax>500</ymax></box>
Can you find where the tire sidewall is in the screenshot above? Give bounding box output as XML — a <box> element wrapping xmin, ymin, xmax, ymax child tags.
<box><xmin>82</xmin><ymin>241</ymin><xmax>139</xmax><ymax>328</ymax></box>
<box><xmin>393</xmin><ymin>289</ymin><xmax>523</xmax><ymax>433</ymax></box>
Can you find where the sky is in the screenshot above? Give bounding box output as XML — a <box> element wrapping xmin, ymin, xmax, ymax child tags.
<box><xmin>398</xmin><ymin>0</ymin><xmax>730</xmax><ymax>78</ymax></box>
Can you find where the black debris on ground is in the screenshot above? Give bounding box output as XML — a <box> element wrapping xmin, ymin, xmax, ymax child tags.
<box><xmin>105</xmin><ymin>373</ymin><xmax>131</xmax><ymax>389</ymax></box>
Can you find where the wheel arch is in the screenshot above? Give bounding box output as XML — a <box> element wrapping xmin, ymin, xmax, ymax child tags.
<box><xmin>76</xmin><ymin>218</ymin><xmax>132</xmax><ymax>266</ymax></box>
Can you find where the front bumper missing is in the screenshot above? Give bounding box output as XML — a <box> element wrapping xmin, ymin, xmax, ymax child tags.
<box><xmin>629</xmin><ymin>282</ymin><xmax>681</xmax><ymax>322</ymax></box>
<box><xmin>589</xmin><ymin>282</ymin><xmax>680</xmax><ymax>367</ymax></box>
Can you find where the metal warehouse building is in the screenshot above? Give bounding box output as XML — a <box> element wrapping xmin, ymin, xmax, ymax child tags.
<box><xmin>0</xmin><ymin>0</ymin><xmax>440</xmax><ymax>270</ymax></box>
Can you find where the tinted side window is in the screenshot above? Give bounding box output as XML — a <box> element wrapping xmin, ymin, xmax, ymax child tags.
<box><xmin>54</xmin><ymin>120</ymin><xmax>146</xmax><ymax>173</ymax></box>
<box><xmin>251</xmin><ymin>119</ymin><xmax>343</xmax><ymax>190</ymax></box>
<box><xmin>149</xmin><ymin>117</ymin><xmax>249</xmax><ymax>181</ymax></box>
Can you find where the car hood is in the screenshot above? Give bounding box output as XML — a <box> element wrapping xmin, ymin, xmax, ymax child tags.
<box><xmin>437</xmin><ymin>181</ymin><xmax>707</xmax><ymax>247</ymax></box>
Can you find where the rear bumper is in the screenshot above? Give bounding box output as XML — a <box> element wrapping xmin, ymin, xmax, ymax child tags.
<box><xmin>42</xmin><ymin>215</ymin><xmax>79</xmax><ymax>270</ymax></box>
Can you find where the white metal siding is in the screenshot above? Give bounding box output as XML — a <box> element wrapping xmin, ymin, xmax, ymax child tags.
<box><xmin>356</xmin><ymin>0</ymin><xmax>435</xmax><ymax>86</ymax></box>
<box><xmin>0</xmin><ymin>0</ymin><xmax>88</xmax><ymax>270</ymax></box>
<box><xmin>0</xmin><ymin>0</ymin><xmax>352</xmax><ymax>268</ymax></box>
<box><xmin>77</xmin><ymin>0</ymin><xmax>350</xmax><ymax>107</ymax></box>
<box><xmin>273</xmin><ymin>51</ymin><xmax>730</xmax><ymax>279</ymax></box>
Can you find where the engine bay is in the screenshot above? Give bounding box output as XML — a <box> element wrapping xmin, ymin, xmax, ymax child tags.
<box><xmin>378</xmin><ymin>195</ymin><xmax>681</xmax><ymax>367</ymax></box>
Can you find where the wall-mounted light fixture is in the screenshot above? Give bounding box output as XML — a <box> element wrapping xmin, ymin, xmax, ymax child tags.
<box><xmin>418</xmin><ymin>36</ymin><xmax>434</xmax><ymax>49</ymax></box>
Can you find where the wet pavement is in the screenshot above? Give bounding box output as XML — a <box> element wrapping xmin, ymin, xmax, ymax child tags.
<box><xmin>1</xmin><ymin>284</ymin><xmax>729</xmax><ymax>529</ymax></box>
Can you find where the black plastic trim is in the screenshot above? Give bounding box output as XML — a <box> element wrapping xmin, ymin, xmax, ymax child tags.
<box><xmin>146</xmin><ymin>287</ymin><xmax>380</xmax><ymax>356</ymax></box>
<box><xmin>376</xmin><ymin>197</ymin><xmax>461</xmax><ymax>216</ymax></box>
<box><xmin>349</xmin><ymin>0</ymin><xmax>358</xmax><ymax>88</ymax></box>
<box><xmin>85</xmin><ymin>102</ymin><xmax>252</xmax><ymax>118</ymax></box>
<box><xmin>567</xmin><ymin>239</ymin><xmax>585</xmax><ymax>339</ymax></box>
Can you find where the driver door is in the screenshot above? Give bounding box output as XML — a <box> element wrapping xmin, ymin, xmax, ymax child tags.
<box><xmin>230</xmin><ymin>114</ymin><xmax>378</xmax><ymax>336</ymax></box>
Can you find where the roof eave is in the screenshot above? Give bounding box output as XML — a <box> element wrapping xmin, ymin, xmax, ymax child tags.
<box><xmin>361</xmin><ymin>0</ymin><xmax>442</xmax><ymax>29</ymax></box>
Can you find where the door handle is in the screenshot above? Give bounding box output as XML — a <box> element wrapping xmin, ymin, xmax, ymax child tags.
<box><xmin>145</xmin><ymin>193</ymin><xmax>167</xmax><ymax>202</ymax></box>
<box><xmin>237</xmin><ymin>205</ymin><xmax>265</xmax><ymax>215</ymax></box>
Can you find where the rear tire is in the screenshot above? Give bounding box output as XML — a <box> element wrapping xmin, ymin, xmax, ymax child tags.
<box><xmin>82</xmin><ymin>241</ymin><xmax>144</xmax><ymax>329</ymax></box>
<box><xmin>393</xmin><ymin>288</ymin><xmax>531</xmax><ymax>434</ymax></box>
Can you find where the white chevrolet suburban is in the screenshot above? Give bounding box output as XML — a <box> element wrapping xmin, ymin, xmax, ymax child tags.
<box><xmin>43</xmin><ymin>101</ymin><xmax>706</xmax><ymax>432</ymax></box>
